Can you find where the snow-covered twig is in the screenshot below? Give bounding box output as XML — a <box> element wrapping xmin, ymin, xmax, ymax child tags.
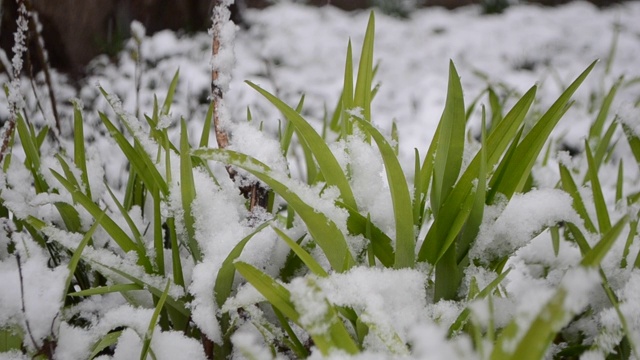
<box><xmin>0</xmin><ymin>0</ymin><xmax>29</xmax><ymax>164</ymax></box>
<box><xmin>210</xmin><ymin>0</ymin><xmax>269</xmax><ymax>211</ymax></box>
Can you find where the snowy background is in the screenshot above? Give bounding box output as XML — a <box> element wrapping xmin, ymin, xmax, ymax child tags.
<box><xmin>1</xmin><ymin>1</ymin><xmax>640</xmax><ymax>359</ymax></box>
<box><xmin>3</xmin><ymin>1</ymin><xmax>638</xmax><ymax>178</ymax></box>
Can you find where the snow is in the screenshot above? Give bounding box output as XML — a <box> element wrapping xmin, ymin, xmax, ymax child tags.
<box><xmin>470</xmin><ymin>188</ymin><xmax>581</xmax><ymax>263</ymax></box>
<box><xmin>0</xmin><ymin>234</ymin><xmax>68</xmax><ymax>351</ymax></box>
<box><xmin>1</xmin><ymin>0</ymin><xmax>640</xmax><ymax>359</ymax></box>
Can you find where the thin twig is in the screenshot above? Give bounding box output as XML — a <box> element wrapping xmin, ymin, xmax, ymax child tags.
<box><xmin>25</xmin><ymin>4</ymin><xmax>61</xmax><ymax>133</ymax></box>
<box><xmin>16</xmin><ymin>254</ymin><xmax>39</xmax><ymax>351</ymax></box>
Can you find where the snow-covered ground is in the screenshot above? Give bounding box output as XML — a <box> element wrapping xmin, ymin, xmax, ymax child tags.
<box><xmin>1</xmin><ymin>1</ymin><xmax>640</xmax><ymax>359</ymax></box>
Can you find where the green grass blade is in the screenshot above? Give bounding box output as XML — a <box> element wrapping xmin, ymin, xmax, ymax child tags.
<box><xmin>272</xmin><ymin>226</ymin><xmax>328</xmax><ymax>277</ymax></box>
<box><xmin>95</xmin><ymin>262</ymin><xmax>190</xmax><ymax>319</ymax></box>
<box><xmin>486</xmin><ymin>127</ymin><xmax>523</xmax><ymax>204</ymax></box>
<box><xmin>194</xmin><ymin>148</ymin><xmax>355</xmax><ymax>272</ymax></box>
<box><xmin>99</xmin><ymin>112</ymin><xmax>168</xmax><ymax>196</ymax></box>
<box><xmin>199</xmin><ymin>101</ymin><xmax>215</xmax><ymax>148</ymax></box>
<box><xmin>281</xmin><ymin>94</ymin><xmax>306</xmax><ymax>154</ymax></box>
<box><xmin>418</xmin><ymin>88</ymin><xmax>536</xmax><ymax>264</ymax></box>
<box><xmin>105</xmin><ymin>186</ymin><xmax>146</xmax><ymax>252</ymax></box>
<box><xmin>430</xmin><ymin>61</ymin><xmax>466</xmax><ymax>216</ymax></box>
<box><xmin>152</xmin><ymin>188</ymin><xmax>165</xmax><ymax>275</ymax></box>
<box><xmin>592</xmin><ymin>119</ymin><xmax>618</xmax><ymax>173</ymax></box>
<box><xmin>16</xmin><ymin>114</ymin><xmax>47</xmax><ymax>193</ymax></box>
<box><xmin>491</xmin><ymin>217</ymin><xmax>626</xmax><ymax>360</ymax></box>
<box><xmin>448</xmin><ymin>268</ymin><xmax>511</xmax><ymax>336</ymax></box>
<box><xmin>566</xmin><ymin>222</ymin><xmax>591</xmax><ymax>255</ymax></box>
<box><xmin>89</xmin><ymin>330</ymin><xmax>123</xmax><ymax>359</ymax></box>
<box><xmin>341</xmin><ymin>40</ymin><xmax>354</xmax><ymax>136</ymax></box>
<box><xmin>140</xmin><ymin>281</ymin><xmax>171</xmax><ymax>360</ymax></box>
<box><xmin>391</xmin><ymin>121</ymin><xmax>399</xmax><ymax>155</ymax></box>
<box><xmin>235</xmin><ymin>261</ymin><xmax>299</xmax><ymax>321</ymax></box>
<box><xmin>161</xmin><ymin>69</ymin><xmax>180</xmax><ymax>116</ymax></box>
<box><xmin>214</xmin><ymin>221</ymin><xmax>271</xmax><ymax>308</ymax></box>
<box><xmin>0</xmin><ymin>326</ymin><xmax>23</xmax><ymax>353</ymax></box>
<box><xmin>272</xmin><ymin>307</ymin><xmax>309</xmax><ymax>358</ymax></box>
<box><xmin>412</xmin><ymin>148</ymin><xmax>423</xmax><ymax>226</ymax></box>
<box><xmin>165</xmin><ymin>218</ymin><xmax>184</xmax><ymax>288</ymax></box>
<box><xmin>621</xmin><ymin>122</ymin><xmax>640</xmax><ymax>169</ymax></box>
<box><xmin>581</xmin><ymin>216</ymin><xmax>627</xmax><ymax>267</ymax></box>
<box><xmin>493</xmin><ymin>61</ymin><xmax>596</xmax><ymax>199</ymax></box>
<box><xmin>50</xmin><ymin>170</ymin><xmax>138</xmax><ymax>253</ymax></box>
<box><xmin>559</xmin><ymin>164</ymin><xmax>597</xmax><ymax>234</ymax></box>
<box><xmin>585</xmin><ymin>140</ymin><xmax>611</xmax><ymax>233</ymax></box>
<box><xmin>69</xmin><ymin>283</ymin><xmax>143</xmax><ymax>297</ymax></box>
<box><xmin>180</xmin><ymin>119</ymin><xmax>201</xmax><ymax>262</ymax></box>
<box><xmin>339</xmin><ymin>201</ymin><xmax>394</xmax><ymax>267</ymax></box>
<box><xmin>622</xmin><ymin>218</ymin><xmax>637</xmax><ymax>268</ymax></box>
<box><xmin>72</xmin><ymin>100</ymin><xmax>91</xmax><ymax>198</ymax></box>
<box><xmin>488</xmin><ymin>87</ymin><xmax>503</xmax><ymax>131</ymax></box>
<box><xmin>616</xmin><ymin>159</ymin><xmax>624</xmax><ymax>203</ymax></box>
<box><xmin>16</xmin><ymin>113</ymin><xmax>41</xmax><ymax>171</ymax></box>
<box><xmin>353</xmin><ymin>12</ymin><xmax>375</xmax><ymax>124</ymax></box>
<box><xmin>491</xmin><ymin>286</ymin><xmax>571</xmax><ymax>360</ymax></box>
<box><xmin>353</xmin><ymin>117</ymin><xmax>414</xmax><ymax>268</ymax></box>
<box><xmin>235</xmin><ymin>262</ymin><xmax>359</xmax><ymax>355</ymax></box>
<box><xmin>245</xmin><ymin>81</ymin><xmax>357</xmax><ymax>209</ymax></box>
<box><xmin>551</xmin><ymin>225</ymin><xmax>560</xmax><ymax>257</ymax></box>
<box><xmin>589</xmin><ymin>76</ymin><xmax>622</xmax><ymax>141</ymax></box>
<box><xmin>62</xmin><ymin>212</ymin><xmax>104</xmax><ymax>303</ymax></box>
<box><xmin>458</xmin><ymin>115</ymin><xmax>488</xmax><ymax>262</ymax></box>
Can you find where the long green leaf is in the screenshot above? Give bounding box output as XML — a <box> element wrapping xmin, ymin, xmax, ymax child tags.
<box><xmin>492</xmin><ymin>218</ymin><xmax>625</xmax><ymax>360</ymax></box>
<box><xmin>272</xmin><ymin>226</ymin><xmax>328</xmax><ymax>277</ymax></box>
<box><xmin>581</xmin><ymin>216</ymin><xmax>627</xmax><ymax>267</ymax></box>
<box><xmin>99</xmin><ymin>112</ymin><xmax>168</xmax><ymax>196</ymax></box>
<box><xmin>430</xmin><ymin>61</ymin><xmax>466</xmax><ymax>216</ymax></box>
<box><xmin>62</xmin><ymin>213</ymin><xmax>104</xmax><ymax>303</ymax></box>
<box><xmin>69</xmin><ymin>283</ymin><xmax>143</xmax><ymax>297</ymax></box>
<box><xmin>621</xmin><ymin>122</ymin><xmax>640</xmax><ymax>169</ymax></box>
<box><xmin>89</xmin><ymin>330</ymin><xmax>123</xmax><ymax>359</ymax></box>
<box><xmin>234</xmin><ymin>262</ymin><xmax>299</xmax><ymax>321</ymax></box>
<box><xmin>353</xmin><ymin>12</ymin><xmax>375</xmax><ymax>124</ymax></box>
<box><xmin>589</xmin><ymin>76</ymin><xmax>622</xmax><ymax>140</ymax></box>
<box><xmin>418</xmin><ymin>87</ymin><xmax>537</xmax><ymax>263</ymax></box>
<box><xmin>353</xmin><ymin>117</ymin><xmax>414</xmax><ymax>268</ymax></box>
<box><xmin>73</xmin><ymin>100</ymin><xmax>91</xmax><ymax>198</ymax></box>
<box><xmin>152</xmin><ymin>188</ymin><xmax>165</xmax><ymax>275</ymax></box>
<box><xmin>140</xmin><ymin>281</ymin><xmax>171</xmax><ymax>360</ymax></box>
<box><xmin>458</xmin><ymin>115</ymin><xmax>488</xmax><ymax>262</ymax></box>
<box><xmin>559</xmin><ymin>164</ymin><xmax>597</xmax><ymax>234</ymax></box>
<box><xmin>491</xmin><ymin>286</ymin><xmax>571</xmax><ymax>360</ymax></box>
<box><xmin>585</xmin><ymin>140</ymin><xmax>611</xmax><ymax>233</ymax></box>
<box><xmin>199</xmin><ymin>101</ymin><xmax>215</xmax><ymax>148</ymax></box>
<box><xmin>50</xmin><ymin>170</ymin><xmax>139</xmax><ymax>254</ymax></box>
<box><xmin>245</xmin><ymin>81</ymin><xmax>357</xmax><ymax>209</ymax></box>
<box><xmin>448</xmin><ymin>268</ymin><xmax>511</xmax><ymax>336</ymax></box>
<box><xmin>16</xmin><ymin>114</ymin><xmax>47</xmax><ymax>193</ymax></box>
<box><xmin>94</xmin><ymin>262</ymin><xmax>190</xmax><ymax>320</ymax></box>
<box><xmin>161</xmin><ymin>69</ymin><xmax>180</xmax><ymax>116</ymax></box>
<box><xmin>180</xmin><ymin>119</ymin><xmax>201</xmax><ymax>262</ymax></box>
<box><xmin>339</xmin><ymin>201</ymin><xmax>394</xmax><ymax>267</ymax></box>
<box><xmin>341</xmin><ymin>40</ymin><xmax>354</xmax><ymax>136</ymax></box>
<box><xmin>194</xmin><ymin>148</ymin><xmax>355</xmax><ymax>272</ymax></box>
<box><xmin>492</xmin><ymin>61</ymin><xmax>596</xmax><ymax>198</ymax></box>
<box><xmin>214</xmin><ymin>221</ymin><xmax>271</xmax><ymax>308</ymax></box>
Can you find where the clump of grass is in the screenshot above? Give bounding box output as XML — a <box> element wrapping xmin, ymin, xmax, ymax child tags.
<box><xmin>1</xmin><ymin>6</ymin><xmax>640</xmax><ymax>360</ymax></box>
